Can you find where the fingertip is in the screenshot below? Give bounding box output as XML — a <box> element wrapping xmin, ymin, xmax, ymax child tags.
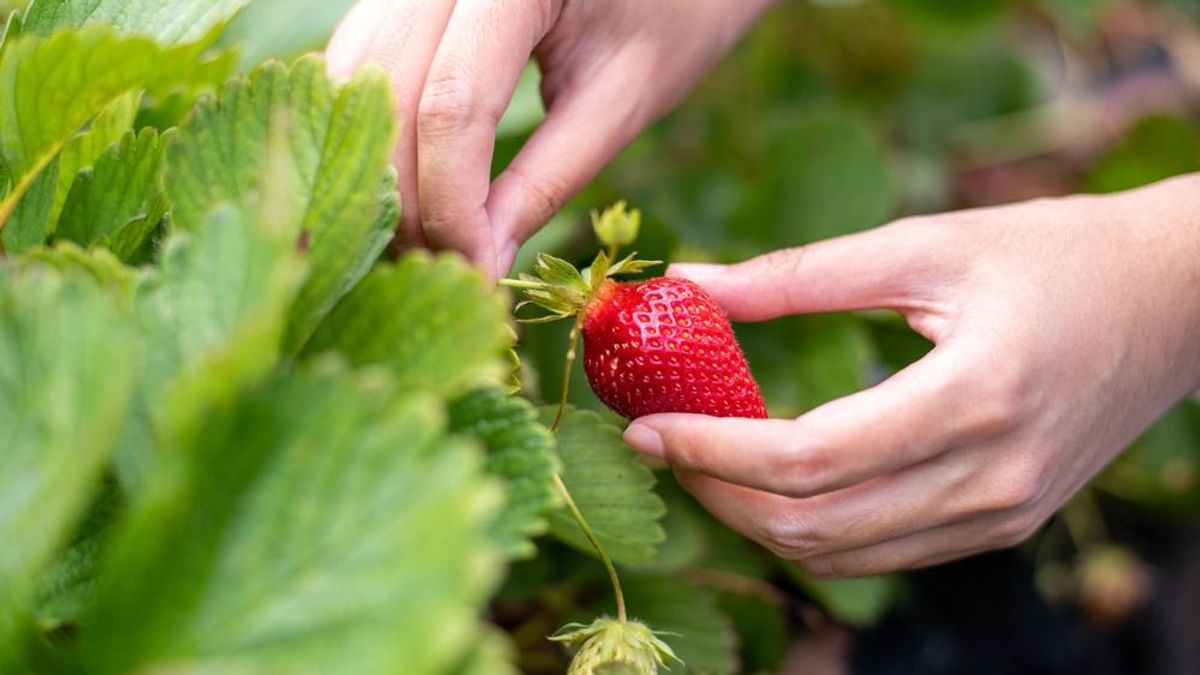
<box><xmin>324</xmin><ymin>0</ymin><xmax>384</xmax><ymax>78</ymax></box>
<box><xmin>623</xmin><ymin>423</ymin><xmax>664</xmax><ymax>458</ymax></box>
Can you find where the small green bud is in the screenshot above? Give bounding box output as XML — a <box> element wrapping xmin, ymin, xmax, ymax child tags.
<box><xmin>551</xmin><ymin>617</ymin><xmax>681</xmax><ymax>675</ymax></box>
<box><xmin>591</xmin><ymin>201</ymin><xmax>642</xmax><ymax>251</ymax></box>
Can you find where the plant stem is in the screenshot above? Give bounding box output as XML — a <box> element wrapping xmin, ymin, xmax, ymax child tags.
<box><xmin>547</xmin><ymin>300</ymin><xmax>626</xmax><ymax>622</ymax></box>
<box><xmin>550</xmin><ymin>315</ymin><xmax>582</xmax><ymax>432</ymax></box>
<box><xmin>552</xmin><ymin>472</ymin><xmax>627</xmax><ymax>623</ymax></box>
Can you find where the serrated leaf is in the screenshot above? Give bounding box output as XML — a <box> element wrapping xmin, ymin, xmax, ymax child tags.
<box><xmin>3</xmin><ymin>154</ymin><xmax>57</xmax><ymax>253</ymax></box>
<box><xmin>126</xmin><ymin>204</ymin><xmax>304</xmax><ymax>487</ymax></box>
<box><xmin>0</xmin><ymin>265</ymin><xmax>136</xmax><ymax>669</ymax></box>
<box><xmin>545</xmin><ymin>407</ymin><xmax>666</xmax><ymax>565</ymax></box>
<box><xmin>81</xmin><ymin>366</ymin><xmax>503</xmax><ymax>675</ymax></box>
<box><xmin>593</xmin><ymin>575</ymin><xmax>739</xmax><ymax>675</ymax></box>
<box><xmin>304</xmin><ymin>252</ymin><xmax>511</xmax><ymax>397</ymax></box>
<box><xmin>57</xmin><ymin>127</ymin><xmax>169</xmax><ymax>260</ymax></box>
<box><xmin>20</xmin><ymin>240</ymin><xmax>135</xmax><ymax>293</ymax></box>
<box><xmin>23</xmin><ymin>0</ymin><xmax>249</xmax><ymax>45</ymax></box>
<box><xmin>451</xmin><ymin>388</ymin><xmax>560</xmax><ymax>558</ymax></box>
<box><xmin>163</xmin><ymin>56</ymin><xmax>399</xmax><ymax>351</ymax></box>
<box><xmin>0</xmin><ymin>25</ymin><xmax>221</xmax><ymax>234</ymax></box>
<box><xmin>4</xmin><ymin>92</ymin><xmax>140</xmax><ymax>255</ymax></box>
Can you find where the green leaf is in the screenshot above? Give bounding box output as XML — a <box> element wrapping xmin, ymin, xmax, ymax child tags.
<box><xmin>163</xmin><ymin>56</ymin><xmax>399</xmax><ymax>351</ymax></box>
<box><xmin>52</xmin><ymin>92</ymin><xmax>139</xmax><ymax>224</ymax></box>
<box><xmin>35</xmin><ymin>479</ymin><xmax>123</xmax><ymax>631</ymax></box>
<box><xmin>20</xmin><ymin>241</ymin><xmax>136</xmax><ymax>293</ymax></box>
<box><xmin>127</xmin><ymin>204</ymin><xmax>305</xmax><ymax>486</ymax></box>
<box><xmin>545</xmin><ymin>407</ymin><xmax>666</xmax><ymax>565</ymax></box>
<box><xmin>81</xmin><ymin>366</ymin><xmax>504</xmax><ymax>675</ymax></box>
<box><xmin>735</xmin><ymin>107</ymin><xmax>894</xmax><ymax>248</ymax></box>
<box><xmin>3</xmin><ymin>155</ymin><xmax>57</xmax><ymax>253</ymax></box>
<box><xmin>596</xmin><ymin>575</ymin><xmax>740</xmax><ymax>675</ymax></box>
<box><xmin>304</xmin><ymin>252</ymin><xmax>511</xmax><ymax>397</ymax></box>
<box><xmin>742</xmin><ymin>314</ymin><xmax>875</xmax><ymax>417</ymax></box>
<box><xmin>57</xmin><ymin>127</ymin><xmax>168</xmax><ymax>259</ymax></box>
<box><xmin>1085</xmin><ymin>114</ymin><xmax>1200</xmax><ymax>194</ymax></box>
<box><xmin>0</xmin><ymin>9</ymin><xmax>21</xmax><ymax>52</ymax></box>
<box><xmin>0</xmin><ymin>25</ymin><xmax>220</xmax><ymax>234</ymax></box>
<box><xmin>0</xmin><ymin>265</ymin><xmax>136</xmax><ymax>669</ymax></box>
<box><xmin>4</xmin><ymin>92</ymin><xmax>139</xmax><ymax>255</ymax></box>
<box><xmin>23</xmin><ymin>0</ymin><xmax>250</xmax><ymax>45</ymax></box>
<box><xmin>789</xmin><ymin>572</ymin><xmax>900</xmax><ymax>627</ymax></box>
<box><xmin>450</xmin><ymin>388</ymin><xmax>560</xmax><ymax>559</ymax></box>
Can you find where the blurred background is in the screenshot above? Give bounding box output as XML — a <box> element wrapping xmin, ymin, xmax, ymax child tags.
<box><xmin>12</xmin><ymin>0</ymin><xmax>1193</xmax><ymax>671</ymax></box>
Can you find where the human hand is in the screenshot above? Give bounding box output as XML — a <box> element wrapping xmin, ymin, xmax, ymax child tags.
<box><xmin>326</xmin><ymin>0</ymin><xmax>773</xmax><ymax>280</ymax></box>
<box><xmin>623</xmin><ymin>174</ymin><xmax>1200</xmax><ymax>578</ymax></box>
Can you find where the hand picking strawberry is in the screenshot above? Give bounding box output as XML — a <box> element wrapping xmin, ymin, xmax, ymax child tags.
<box><xmin>503</xmin><ymin>203</ymin><xmax>766</xmax><ymax>424</ymax></box>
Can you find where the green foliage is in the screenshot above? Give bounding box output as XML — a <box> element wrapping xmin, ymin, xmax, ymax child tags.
<box><xmin>81</xmin><ymin>366</ymin><xmax>504</xmax><ymax>675</ymax></box>
<box><xmin>546</xmin><ymin>408</ymin><xmax>667</xmax><ymax>566</ymax></box>
<box><xmin>56</xmin><ymin>127</ymin><xmax>168</xmax><ymax>259</ymax></box>
<box><xmin>0</xmin><ymin>265</ymin><xmax>136</xmax><ymax>670</ymax></box>
<box><xmin>451</xmin><ymin>388</ymin><xmax>561</xmax><ymax>558</ymax></box>
<box><xmin>162</xmin><ymin>55</ymin><xmax>399</xmax><ymax>350</ymax></box>
<box><xmin>0</xmin><ymin>24</ymin><xmax>223</xmax><ymax>238</ymax></box>
<box><xmin>4</xmin><ymin>4</ymin><xmax>1198</xmax><ymax>674</ymax></box>
<box><xmin>305</xmin><ymin>253</ymin><xmax>511</xmax><ymax>395</ymax></box>
<box><xmin>610</xmin><ymin>576</ymin><xmax>739</xmax><ymax>675</ymax></box>
<box><xmin>1085</xmin><ymin>115</ymin><xmax>1200</xmax><ymax>193</ymax></box>
<box><xmin>23</xmin><ymin>0</ymin><xmax>248</xmax><ymax>45</ymax></box>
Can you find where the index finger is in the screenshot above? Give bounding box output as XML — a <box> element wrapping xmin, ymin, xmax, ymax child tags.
<box><xmin>416</xmin><ymin>0</ymin><xmax>560</xmax><ymax>278</ymax></box>
<box><xmin>624</xmin><ymin>348</ymin><xmax>1005</xmax><ymax>498</ymax></box>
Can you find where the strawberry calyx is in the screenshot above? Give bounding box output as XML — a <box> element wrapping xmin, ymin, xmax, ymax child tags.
<box><xmin>500</xmin><ymin>202</ymin><xmax>659</xmax><ymax>323</ymax></box>
<box><xmin>502</xmin><ymin>250</ymin><xmax>659</xmax><ymax>323</ymax></box>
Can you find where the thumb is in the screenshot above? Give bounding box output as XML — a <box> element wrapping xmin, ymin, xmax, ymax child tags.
<box><xmin>667</xmin><ymin>222</ymin><xmax>946</xmax><ymax>321</ymax></box>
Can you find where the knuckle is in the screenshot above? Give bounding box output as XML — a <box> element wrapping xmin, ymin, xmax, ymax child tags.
<box><xmin>796</xmin><ymin>555</ymin><xmax>844</xmax><ymax>580</ymax></box>
<box><xmin>418</xmin><ymin>73</ymin><xmax>483</xmax><ymax>136</ymax></box>
<box><xmin>992</xmin><ymin>509</ymin><xmax>1044</xmax><ymax>548</ymax></box>
<box><xmin>505</xmin><ymin>165</ymin><xmax>568</xmax><ymax>224</ymax></box>
<box><xmin>755</xmin><ymin>510</ymin><xmax>828</xmax><ymax>558</ymax></box>
<box><xmin>751</xmin><ymin>246</ymin><xmax>807</xmax><ymax>280</ymax></box>
<box><xmin>972</xmin><ymin>456</ymin><xmax>1047</xmax><ymax>515</ymax></box>
<box><xmin>773</xmin><ymin>446</ymin><xmax>834</xmax><ymax>499</ymax></box>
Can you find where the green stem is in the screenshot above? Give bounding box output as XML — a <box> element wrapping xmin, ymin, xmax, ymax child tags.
<box><xmin>552</xmin><ymin>472</ymin><xmax>627</xmax><ymax>623</ymax></box>
<box><xmin>549</xmin><ymin>315</ymin><xmax>582</xmax><ymax>432</ymax></box>
<box><xmin>549</xmin><ymin>313</ymin><xmax>626</xmax><ymax>622</ymax></box>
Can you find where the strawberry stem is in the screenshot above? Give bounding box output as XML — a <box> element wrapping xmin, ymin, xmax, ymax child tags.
<box><xmin>549</xmin><ymin>314</ymin><xmax>582</xmax><ymax>433</ymax></box>
<box><xmin>549</xmin><ymin>316</ymin><xmax>627</xmax><ymax>622</ymax></box>
<box><xmin>551</xmin><ymin>472</ymin><xmax>627</xmax><ymax>623</ymax></box>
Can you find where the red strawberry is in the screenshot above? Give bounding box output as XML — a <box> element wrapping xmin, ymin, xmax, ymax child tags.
<box><xmin>581</xmin><ymin>277</ymin><xmax>766</xmax><ymax>419</ymax></box>
<box><xmin>503</xmin><ymin>202</ymin><xmax>767</xmax><ymax>422</ymax></box>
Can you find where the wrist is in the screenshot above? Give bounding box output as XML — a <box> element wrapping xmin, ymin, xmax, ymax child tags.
<box><xmin>1113</xmin><ymin>173</ymin><xmax>1200</xmax><ymax>394</ymax></box>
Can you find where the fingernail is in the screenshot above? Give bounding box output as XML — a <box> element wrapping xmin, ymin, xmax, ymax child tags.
<box><xmin>623</xmin><ymin>423</ymin><xmax>664</xmax><ymax>458</ymax></box>
<box><xmin>667</xmin><ymin>263</ymin><xmax>726</xmax><ymax>280</ymax></box>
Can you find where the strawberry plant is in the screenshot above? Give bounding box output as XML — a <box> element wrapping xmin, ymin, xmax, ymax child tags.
<box><xmin>4</xmin><ymin>1</ymin><xmax>1199</xmax><ymax>674</ymax></box>
<box><xmin>0</xmin><ymin>3</ymin><xmax>766</xmax><ymax>674</ymax></box>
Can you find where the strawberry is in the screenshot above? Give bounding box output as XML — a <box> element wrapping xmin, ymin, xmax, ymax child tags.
<box><xmin>582</xmin><ymin>276</ymin><xmax>766</xmax><ymax>419</ymax></box>
<box><xmin>503</xmin><ymin>203</ymin><xmax>766</xmax><ymax>421</ymax></box>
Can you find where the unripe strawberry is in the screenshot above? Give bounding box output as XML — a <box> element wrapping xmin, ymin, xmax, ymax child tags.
<box><xmin>582</xmin><ymin>277</ymin><xmax>766</xmax><ymax>419</ymax></box>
